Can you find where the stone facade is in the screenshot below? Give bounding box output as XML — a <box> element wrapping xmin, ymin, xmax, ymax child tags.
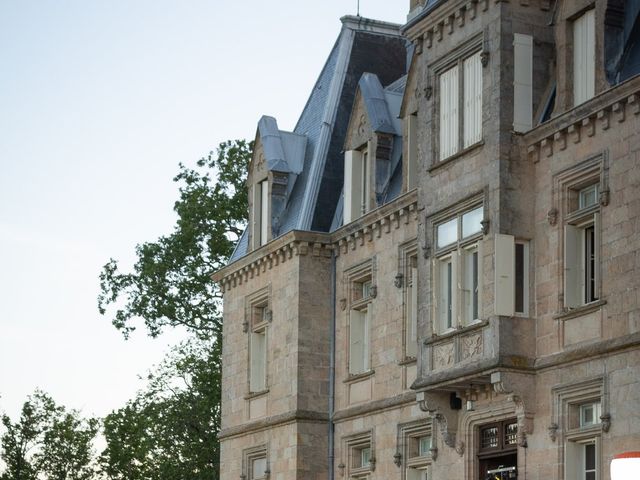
<box><xmin>214</xmin><ymin>1</ymin><xmax>640</xmax><ymax>479</ymax></box>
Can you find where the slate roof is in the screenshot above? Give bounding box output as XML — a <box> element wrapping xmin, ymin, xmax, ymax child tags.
<box><xmin>230</xmin><ymin>16</ymin><xmax>408</xmax><ymax>263</ymax></box>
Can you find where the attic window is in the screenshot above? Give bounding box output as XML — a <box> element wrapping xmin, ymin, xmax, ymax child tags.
<box><xmin>343</xmin><ymin>146</ymin><xmax>371</xmax><ymax>224</ymax></box>
<box><xmin>253</xmin><ymin>179</ymin><xmax>269</xmax><ymax>248</ymax></box>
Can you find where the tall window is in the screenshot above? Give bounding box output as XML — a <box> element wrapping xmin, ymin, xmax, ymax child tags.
<box><xmin>565</xmin><ymin>400</ymin><xmax>602</xmax><ymax>480</ymax></box>
<box><xmin>564</xmin><ymin>183</ymin><xmax>600</xmax><ymax>308</ymax></box>
<box><xmin>494</xmin><ymin>235</ymin><xmax>530</xmax><ymax>317</ymax></box>
<box><xmin>252</xmin><ymin>179</ymin><xmax>269</xmax><ymax>248</ymax></box>
<box><xmin>247</xmin><ymin>293</ymin><xmax>270</xmax><ymax>393</ymax></box>
<box><xmin>349</xmin><ymin>276</ymin><xmax>372</xmax><ymax>375</ymax></box>
<box><xmin>434</xmin><ymin>205</ymin><xmax>484</xmax><ymax>332</ymax></box>
<box><xmin>573</xmin><ymin>9</ymin><xmax>596</xmax><ymax>106</ymax></box>
<box><xmin>344</xmin><ymin>146</ymin><xmax>371</xmax><ymax>224</ymax></box>
<box><xmin>407</xmin><ymin>114</ymin><xmax>418</xmax><ymax>190</ymax></box>
<box><xmin>439</xmin><ymin>51</ymin><xmax>483</xmax><ymax>160</ymax></box>
<box><xmin>406</xmin><ymin>256</ymin><xmax>418</xmax><ymax>358</ymax></box>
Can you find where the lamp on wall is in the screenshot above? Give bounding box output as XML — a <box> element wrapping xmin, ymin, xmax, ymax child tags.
<box><xmin>465</xmin><ymin>387</ymin><xmax>477</xmax><ymax>412</ymax></box>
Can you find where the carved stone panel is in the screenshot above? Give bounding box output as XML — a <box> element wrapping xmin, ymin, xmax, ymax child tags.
<box><xmin>461</xmin><ymin>332</ymin><xmax>483</xmax><ymax>361</ymax></box>
<box><xmin>433</xmin><ymin>342</ymin><xmax>455</xmax><ymax>371</ymax></box>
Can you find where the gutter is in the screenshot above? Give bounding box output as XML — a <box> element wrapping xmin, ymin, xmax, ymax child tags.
<box><xmin>328</xmin><ymin>250</ymin><xmax>337</xmax><ymax>480</ymax></box>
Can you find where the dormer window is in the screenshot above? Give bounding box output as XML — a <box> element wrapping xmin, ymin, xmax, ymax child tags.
<box><xmin>344</xmin><ymin>146</ymin><xmax>371</xmax><ymax>224</ymax></box>
<box><xmin>252</xmin><ymin>179</ymin><xmax>269</xmax><ymax>248</ymax></box>
<box><xmin>573</xmin><ymin>9</ymin><xmax>595</xmax><ymax>106</ymax></box>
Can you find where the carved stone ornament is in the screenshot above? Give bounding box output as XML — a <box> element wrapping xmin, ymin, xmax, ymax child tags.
<box><xmin>337</xmin><ymin>462</ymin><xmax>345</xmax><ymax>476</ymax></box>
<box><xmin>599</xmin><ymin>188</ymin><xmax>610</xmax><ymax>207</ymax></box>
<box><xmin>370</xmin><ymin>285</ymin><xmax>378</xmax><ymax>299</ymax></box>
<box><xmin>370</xmin><ymin>457</ymin><xmax>377</xmax><ymax>471</ymax></box>
<box><xmin>455</xmin><ymin>441</ymin><xmax>465</xmax><ymax>456</ymax></box>
<box><xmin>425</xmin><ymin>85</ymin><xmax>433</xmax><ymax>100</ymax></box>
<box><xmin>547</xmin><ymin>208</ymin><xmax>558</xmax><ymax>226</ymax></box>
<box><xmin>264</xmin><ymin>309</ymin><xmax>273</xmax><ymax>323</ymax></box>
<box><xmin>242</xmin><ymin>321</ymin><xmax>249</xmax><ymax>333</ymax></box>
<box><xmin>240</xmin><ymin>474</ymin><xmax>246</xmax><ymax>480</ymax></box>
<box><xmin>480</xmin><ymin>219</ymin><xmax>490</xmax><ymax>235</ymax></box>
<box><xmin>393</xmin><ymin>451</ymin><xmax>402</xmax><ymax>467</ymax></box>
<box><xmin>430</xmin><ymin>447</ymin><xmax>438</xmax><ymax>461</ymax></box>
<box><xmin>357</xmin><ymin>114</ymin><xmax>367</xmax><ymax>136</ymax></box>
<box><xmin>394</xmin><ymin>273</ymin><xmax>404</xmax><ymax>289</ymax></box>
<box><xmin>339</xmin><ymin>298</ymin><xmax>347</xmax><ymax>311</ymax></box>
<box><xmin>548</xmin><ymin>423</ymin><xmax>559</xmax><ymax>442</ymax></box>
<box><xmin>480</xmin><ymin>50</ymin><xmax>490</xmax><ymax>67</ymax></box>
<box><xmin>422</xmin><ymin>243</ymin><xmax>431</xmax><ymax>259</ymax></box>
<box><xmin>600</xmin><ymin>413</ymin><xmax>611</xmax><ymax>433</ymax></box>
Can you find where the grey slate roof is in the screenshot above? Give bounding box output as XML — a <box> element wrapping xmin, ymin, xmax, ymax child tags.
<box><xmin>230</xmin><ymin>16</ymin><xmax>408</xmax><ymax>263</ymax></box>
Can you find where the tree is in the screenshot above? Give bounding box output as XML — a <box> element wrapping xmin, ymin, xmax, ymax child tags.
<box><xmin>98</xmin><ymin>139</ymin><xmax>252</xmax><ymax>339</ymax></box>
<box><xmin>97</xmin><ymin>139</ymin><xmax>252</xmax><ymax>479</ymax></box>
<box><xmin>0</xmin><ymin>391</ymin><xmax>98</xmax><ymax>480</ymax></box>
<box><xmin>0</xmin><ymin>391</ymin><xmax>56</xmax><ymax>480</ymax></box>
<box><xmin>100</xmin><ymin>339</ymin><xmax>221</xmax><ymax>480</ymax></box>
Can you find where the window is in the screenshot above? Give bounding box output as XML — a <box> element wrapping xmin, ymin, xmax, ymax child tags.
<box><xmin>346</xmin><ymin>261</ymin><xmax>375</xmax><ymax>376</ymax></box>
<box><xmin>246</xmin><ymin>288</ymin><xmax>271</xmax><ymax>394</ymax></box>
<box><xmin>513</xmin><ymin>34</ymin><xmax>533</xmax><ymax>132</ymax></box>
<box><xmin>439</xmin><ymin>50</ymin><xmax>483</xmax><ymax>160</ymax></box>
<box><xmin>406</xmin><ymin>256</ymin><xmax>418</xmax><ymax>358</ymax></box>
<box><xmin>397</xmin><ymin>421</ymin><xmax>433</xmax><ymax>480</ymax></box>
<box><xmin>344</xmin><ymin>146</ymin><xmax>371</xmax><ymax>223</ymax></box>
<box><xmin>407</xmin><ymin>114</ymin><xmax>418</xmax><ymax>190</ymax></box>
<box><xmin>433</xmin><ymin>205</ymin><xmax>484</xmax><ymax>331</ymax></box>
<box><xmin>573</xmin><ymin>9</ymin><xmax>596</xmax><ymax>106</ymax></box>
<box><xmin>343</xmin><ymin>432</ymin><xmax>374</xmax><ymax>478</ymax></box>
<box><xmin>243</xmin><ymin>446</ymin><xmax>269</xmax><ymax>480</ymax></box>
<box><xmin>494</xmin><ymin>236</ymin><xmax>530</xmax><ymax>317</ymax></box>
<box><xmin>252</xmin><ymin>179</ymin><xmax>269</xmax><ymax>248</ymax></box>
<box><xmin>579</xmin><ymin>401</ymin><xmax>602</xmax><ymax>428</ymax></box>
<box><xmin>564</xmin><ymin>183</ymin><xmax>601</xmax><ymax>308</ymax></box>
<box><xmin>478</xmin><ymin>420</ymin><xmax>518</xmax><ymax>480</ymax></box>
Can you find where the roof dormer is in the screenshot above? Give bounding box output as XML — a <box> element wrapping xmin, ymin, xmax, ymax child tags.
<box><xmin>247</xmin><ymin>116</ymin><xmax>306</xmax><ymax>250</ymax></box>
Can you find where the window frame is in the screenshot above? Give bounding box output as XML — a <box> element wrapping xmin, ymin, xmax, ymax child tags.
<box><xmin>252</xmin><ymin>178</ymin><xmax>270</xmax><ymax>249</ymax></box>
<box><xmin>243</xmin><ymin>445</ymin><xmax>269</xmax><ymax>480</ymax></box>
<box><xmin>345</xmin><ymin>259</ymin><xmax>376</xmax><ymax>377</ymax></box>
<box><xmin>397</xmin><ymin>421</ymin><xmax>434</xmax><ymax>480</ymax></box>
<box><xmin>344</xmin><ymin>143</ymin><xmax>372</xmax><ymax>224</ymax></box>
<box><xmin>572</xmin><ymin>8</ymin><xmax>596</xmax><ymax>107</ymax></box>
<box><xmin>245</xmin><ymin>287</ymin><xmax>271</xmax><ymax>395</ymax></box>
<box><xmin>433</xmin><ymin>37</ymin><xmax>484</xmax><ymax>162</ymax></box>
<box><xmin>343</xmin><ymin>431</ymin><xmax>375</xmax><ymax>479</ymax></box>
<box><xmin>431</xmin><ymin>200</ymin><xmax>485</xmax><ymax>333</ymax></box>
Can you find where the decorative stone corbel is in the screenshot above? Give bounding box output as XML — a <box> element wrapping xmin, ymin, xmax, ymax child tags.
<box><xmin>548</xmin><ymin>423</ymin><xmax>559</xmax><ymax>441</ymax></box>
<box><xmin>394</xmin><ymin>273</ymin><xmax>404</xmax><ymax>289</ymax></box>
<box><xmin>422</xmin><ymin>243</ymin><xmax>431</xmax><ymax>259</ymax></box>
<box><xmin>417</xmin><ymin>391</ymin><xmax>459</xmax><ymax>450</ymax></box>
<box><xmin>600</xmin><ymin>413</ymin><xmax>611</xmax><ymax>433</ymax></box>
<box><xmin>599</xmin><ymin>188</ymin><xmax>610</xmax><ymax>207</ymax></box>
<box><xmin>370</xmin><ymin>285</ymin><xmax>378</xmax><ymax>299</ymax></box>
<box><xmin>491</xmin><ymin>372</ymin><xmax>535</xmax><ymax>448</ymax></box>
<box><xmin>242</xmin><ymin>321</ymin><xmax>249</xmax><ymax>333</ymax></box>
<box><xmin>480</xmin><ymin>219</ymin><xmax>490</xmax><ymax>235</ymax></box>
<box><xmin>480</xmin><ymin>50</ymin><xmax>490</xmax><ymax>67</ymax></box>
<box><xmin>393</xmin><ymin>451</ymin><xmax>402</xmax><ymax>467</ymax></box>
<box><xmin>455</xmin><ymin>441</ymin><xmax>465</xmax><ymax>456</ymax></box>
<box><xmin>547</xmin><ymin>208</ymin><xmax>558</xmax><ymax>226</ymax></box>
<box><xmin>264</xmin><ymin>309</ymin><xmax>273</xmax><ymax>323</ymax></box>
<box><xmin>430</xmin><ymin>447</ymin><xmax>438</xmax><ymax>461</ymax></box>
<box><xmin>337</xmin><ymin>462</ymin><xmax>345</xmax><ymax>476</ymax></box>
<box><xmin>339</xmin><ymin>298</ymin><xmax>347</xmax><ymax>311</ymax></box>
<box><xmin>370</xmin><ymin>456</ymin><xmax>377</xmax><ymax>471</ymax></box>
<box><xmin>425</xmin><ymin>85</ymin><xmax>433</xmax><ymax>100</ymax></box>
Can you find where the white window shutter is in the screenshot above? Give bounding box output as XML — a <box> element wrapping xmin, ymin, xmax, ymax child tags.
<box><xmin>407</xmin><ymin>267</ymin><xmax>418</xmax><ymax>357</ymax></box>
<box><xmin>564</xmin><ymin>224</ymin><xmax>580</xmax><ymax>308</ymax></box>
<box><xmin>250</xmin><ymin>331</ymin><xmax>266</xmax><ymax>392</ymax></box>
<box><xmin>593</xmin><ymin>212</ymin><xmax>601</xmax><ymax>298</ymax></box>
<box><xmin>451</xmin><ymin>251</ymin><xmax>459</xmax><ymax>327</ymax></box>
<box><xmin>349</xmin><ymin>310</ymin><xmax>365</xmax><ymax>374</ymax></box>
<box><xmin>260</xmin><ymin>180</ymin><xmax>269</xmax><ymax>246</ymax></box>
<box><xmin>574</xmin><ymin>9</ymin><xmax>596</xmax><ymax>105</ymax></box>
<box><xmin>363</xmin><ymin>308</ymin><xmax>371</xmax><ymax>371</ymax></box>
<box><xmin>407</xmin><ymin>114</ymin><xmax>418</xmax><ymax>190</ymax></box>
<box><xmin>439</xmin><ymin>66</ymin><xmax>459</xmax><ymax>160</ymax></box>
<box><xmin>252</xmin><ymin>183</ymin><xmax>262</xmax><ymax>249</ymax></box>
<box><xmin>513</xmin><ymin>34</ymin><xmax>533</xmax><ymax>132</ymax></box>
<box><xmin>344</xmin><ymin>150</ymin><xmax>363</xmax><ymax>224</ymax></box>
<box><xmin>494</xmin><ymin>234</ymin><xmax>515</xmax><ymax>316</ymax></box>
<box><xmin>463</xmin><ymin>52</ymin><xmax>482</xmax><ymax>147</ymax></box>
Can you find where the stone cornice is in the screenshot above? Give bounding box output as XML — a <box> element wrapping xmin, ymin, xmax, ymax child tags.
<box><xmin>213</xmin><ymin>190</ymin><xmax>418</xmax><ymax>292</ymax></box>
<box><xmin>218</xmin><ymin>409</ymin><xmax>328</xmax><ymax>441</ymax></box>
<box><xmin>524</xmin><ymin>75</ymin><xmax>640</xmax><ymax>163</ymax></box>
<box><xmin>332</xmin><ymin>391</ymin><xmax>416</xmax><ymax>423</ymax></box>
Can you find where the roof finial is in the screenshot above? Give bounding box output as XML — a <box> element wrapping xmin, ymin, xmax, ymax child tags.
<box><xmin>357</xmin><ymin>0</ymin><xmax>360</xmax><ymax>16</ymax></box>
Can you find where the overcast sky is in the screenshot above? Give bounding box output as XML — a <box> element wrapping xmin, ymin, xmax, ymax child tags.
<box><xmin>0</xmin><ymin>1</ymin><xmax>407</xmax><ymax>421</ymax></box>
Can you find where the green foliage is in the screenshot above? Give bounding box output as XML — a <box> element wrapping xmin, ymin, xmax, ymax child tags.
<box><xmin>99</xmin><ymin>339</ymin><xmax>221</xmax><ymax>480</ymax></box>
<box><xmin>0</xmin><ymin>391</ymin><xmax>98</xmax><ymax>480</ymax></box>
<box><xmin>98</xmin><ymin>139</ymin><xmax>252</xmax><ymax>339</ymax></box>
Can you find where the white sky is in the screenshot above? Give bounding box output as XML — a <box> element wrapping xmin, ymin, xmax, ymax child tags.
<box><xmin>0</xmin><ymin>1</ymin><xmax>407</xmax><ymax>421</ymax></box>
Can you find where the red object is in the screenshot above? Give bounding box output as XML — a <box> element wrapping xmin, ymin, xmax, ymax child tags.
<box><xmin>614</xmin><ymin>452</ymin><xmax>640</xmax><ymax>459</ymax></box>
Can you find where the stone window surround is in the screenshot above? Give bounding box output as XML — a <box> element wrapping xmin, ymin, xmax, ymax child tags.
<box><xmin>428</xmin><ymin>32</ymin><xmax>485</xmax><ymax>168</ymax></box>
<box><xmin>397</xmin><ymin>239</ymin><xmax>419</xmax><ymax>362</ymax></box>
<box><xmin>426</xmin><ymin>191</ymin><xmax>487</xmax><ymax>334</ymax></box>
<box><xmin>245</xmin><ymin>285</ymin><xmax>272</xmax><ymax>397</ymax></box>
<box><xmin>551</xmin><ymin>152</ymin><xmax>609</xmax><ymax>316</ymax></box>
<box><xmin>241</xmin><ymin>443</ymin><xmax>269</xmax><ymax>480</ymax></box>
<box><xmin>549</xmin><ymin>375</ymin><xmax>610</xmax><ymax>480</ymax></box>
<box><xmin>343</xmin><ymin>257</ymin><xmax>377</xmax><ymax>380</ymax></box>
<box><xmin>339</xmin><ymin>429</ymin><xmax>375</xmax><ymax>478</ymax></box>
<box><xmin>396</xmin><ymin>419</ymin><xmax>435</xmax><ymax>479</ymax></box>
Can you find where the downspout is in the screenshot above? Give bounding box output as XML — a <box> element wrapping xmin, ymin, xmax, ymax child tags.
<box><xmin>328</xmin><ymin>249</ymin><xmax>337</xmax><ymax>480</ymax></box>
